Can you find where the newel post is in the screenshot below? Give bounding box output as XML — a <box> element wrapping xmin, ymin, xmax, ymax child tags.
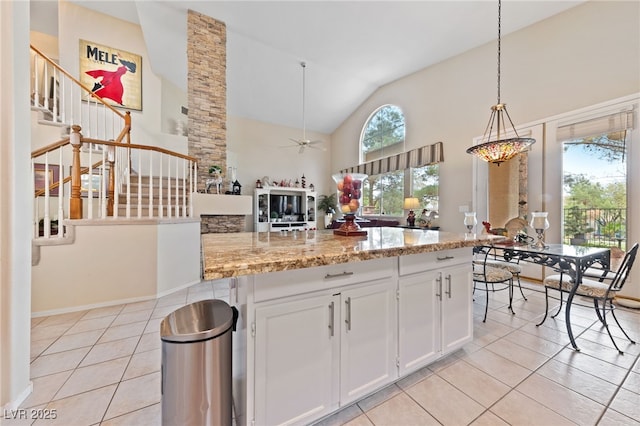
<box><xmin>69</xmin><ymin>125</ymin><xmax>83</xmax><ymax>219</ymax></box>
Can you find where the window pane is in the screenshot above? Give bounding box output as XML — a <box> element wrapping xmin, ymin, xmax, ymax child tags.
<box><xmin>363</xmin><ymin>171</ymin><xmax>404</xmax><ymax>216</ymax></box>
<box><xmin>562</xmin><ymin>131</ymin><xmax>627</xmax><ymax>249</ymax></box>
<box><xmin>412</xmin><ymin>165</ymin><xmax>439</xmax><ymax>214</ymax></box>
<box><xmin>361</xmin><ymin>105</ymin><xmax>405</xmax><ymax>161</ymax></box>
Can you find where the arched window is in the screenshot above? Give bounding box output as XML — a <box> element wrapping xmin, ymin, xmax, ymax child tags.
<box><xmin>361</xmin><ymin>105</ymin><xmax>405</xmax><ymax>163</ymax></box>
<box><xmin>359</xmin><ymin>105</ymin><xmax>439</xmax><ymax>220</ymax></box>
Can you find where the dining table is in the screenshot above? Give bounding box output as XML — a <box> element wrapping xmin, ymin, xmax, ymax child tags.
<box><xmin>479</xmin><ymin>242</ymin><xmax>611</xmax><ymax>351</ymax></box>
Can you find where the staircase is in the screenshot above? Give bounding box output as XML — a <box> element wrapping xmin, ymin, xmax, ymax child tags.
<box><xmin>29</xmin><ymin>44</ymin><xmax>202</xmax><ymax>316</ymax></box>
<box><xmin>30</xmin><ymin>44</ymin><xmax>198</xmax><ymax>241</ymax></box>
<box><xmin>117</xmin><ymin>175</ymin><xmax>191</xmax><ymax>218</ymax></box>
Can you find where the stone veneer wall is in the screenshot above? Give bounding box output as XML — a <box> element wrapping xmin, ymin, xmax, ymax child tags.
<box><xmin>200</xmin><ymin>216</ymin><xmax>245</xmax><ymax>234</ymax></box>
<box><xmin>187</xmin><ymin>10</ymin><xmax>244</xmax><ymax>233</ymax></box>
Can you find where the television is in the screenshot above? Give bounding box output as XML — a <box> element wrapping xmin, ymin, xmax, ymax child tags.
<box><xmin>270</xmin><ymin>194</ymin><xmax>304</xmax><ymax>220</ymax></box>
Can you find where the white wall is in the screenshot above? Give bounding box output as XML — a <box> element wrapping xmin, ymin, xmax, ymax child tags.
<box><xmin>32</xmin><ymin>220</ymin><xmax>201</xmax><ymax>315</ymax></box>
<box><xmin>331</xmin><ymin>0</ymin><xmax>640</xmax><ymax>234</ymax></box>
<box><xmin>1</xmin><ymin>0</ymin><xmax>33</xmax><ymax>410</ymax></box>
<box><xmin>227</xmin><ymin>115</ymin><xmax>331</xmax><ymax>229</ymax></box>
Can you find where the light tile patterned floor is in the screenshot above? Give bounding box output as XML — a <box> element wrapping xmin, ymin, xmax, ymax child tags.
<box><xmin>7</xmin><ymin>279</ymin><xmax>640</xmax><ymax>425</ymax></box>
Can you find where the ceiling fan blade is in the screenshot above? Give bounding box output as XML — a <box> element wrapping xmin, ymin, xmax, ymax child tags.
<box><xmin>289</xmin><ymin>138</ymin><xmax>303</xmax><ymax>145</ymax></box>
<box><xmin>307</xmin><ymin>145</ymin><xmax>327</xmax><ymax>151</ymax></box>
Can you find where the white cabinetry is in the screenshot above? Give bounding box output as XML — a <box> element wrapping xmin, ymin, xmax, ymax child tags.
<box><xmin>253</xmin><ymin>277</ymin><xmax>397</xmax><ymax>425</ymax></box>
<box><xmin>254</xmin><ymin>188</ymin><xmax>316</xmax><ymax>232</ymax></box>
<box><xmin>254</xmin><ymin>294</ymin><xmax>338</xmax><ymax>426</ymax></box>
<box><xmin>233</xmin><ymin>250</ymin><xmax>472</xmax><ymax>426</ymax></box>
<box><xmin>398</xmin><ymin>249</ymin><xmax>473</xmax><ymax>376</ymax></box>
<box><xmin>339</xmin><ymin>280</ymin><xmax>397</xmax><ymax>404</ymax></box>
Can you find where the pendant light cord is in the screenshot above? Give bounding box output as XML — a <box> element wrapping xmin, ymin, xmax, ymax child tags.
<box><xmin>497</xmin><ymin>0</ymin><xmax>501</xmax><ymax>105</ymax></box>
<box><xmin>301</xmin><ymin>61</ymin><xmax>306</xmax><ymax>140</ymax></box>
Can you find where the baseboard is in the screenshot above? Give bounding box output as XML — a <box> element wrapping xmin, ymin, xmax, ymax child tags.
<box><xmin>2</xmin><ymin>381</ymin><xmax>33</xmax><ymax>411</ymax></box>
<box><xmin>31</xmin><ymin>294</ymin><xmax>155</xmax><ymax>318</ymax></box>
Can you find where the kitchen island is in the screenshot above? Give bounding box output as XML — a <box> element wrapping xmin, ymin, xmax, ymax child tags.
<box><xmin>201</xmin><ymin>228</ymin><xmax>502</xmax><ymax>426</ymax></box>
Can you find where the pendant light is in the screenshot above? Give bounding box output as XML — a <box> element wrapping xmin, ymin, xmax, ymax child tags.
<box><xmin>466</xmin><ymin>0</ymin><xmax>535</xmax><ymax>165</ymax></box>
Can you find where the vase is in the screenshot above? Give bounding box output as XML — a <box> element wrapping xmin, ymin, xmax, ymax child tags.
<box><xmin>332</xmin><ymin>173</ymin><xmax>368</xmax><ymax>236</ymax></box>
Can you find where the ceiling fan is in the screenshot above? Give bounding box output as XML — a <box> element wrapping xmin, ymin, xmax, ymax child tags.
<box><xmin>282</xmin><ymin>62</ymin><xmax>325</xmax><ymax>154</ymax></box>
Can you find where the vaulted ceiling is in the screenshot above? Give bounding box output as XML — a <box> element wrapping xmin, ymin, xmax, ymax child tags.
<box><xmin>35</xmin><ymin>1</ymin><xmax>586</xmax><ymax>134</ymax></box>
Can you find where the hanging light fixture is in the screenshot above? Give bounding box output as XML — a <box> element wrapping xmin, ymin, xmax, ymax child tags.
<box><xmin>282</xmin><ymin>62</ymin><xmax>324</xmax><ymax>154</ymax></box>
<box><xmin>466</xmin><ymin>0</ymin><xmax>535</xmax><ymax>165</ymax></box>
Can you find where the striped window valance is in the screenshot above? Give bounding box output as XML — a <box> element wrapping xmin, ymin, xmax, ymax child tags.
<box><xmin>341</xmin><ymin>142</ymin><xmax>444</xmax><ymax>175</ymax></box>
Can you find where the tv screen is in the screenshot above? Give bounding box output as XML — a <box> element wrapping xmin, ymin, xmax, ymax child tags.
<box><xmin>270</xmin><ymin>194</ymin><xmax>302</xmax><ymax>218</ymax></box>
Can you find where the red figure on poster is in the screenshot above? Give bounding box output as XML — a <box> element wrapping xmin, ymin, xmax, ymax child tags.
<box><xmin>85</xmin><ymin>59</ymin><xmax>136</xmax><ymax>106</ymax></box>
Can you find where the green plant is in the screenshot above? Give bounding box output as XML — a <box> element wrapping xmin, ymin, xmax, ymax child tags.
<box><xmin>317</xmin><ymin>193</ymin><xmax>337</xmax><ymax>214</ymax></box>
<box><xmin>565</xmin><ymin>206</ymin><xmax>594</xmax><ymax>237</ymax></box>
<box><xmin>208</xmin><ymin>165</ymin><xmax>222</xmax><ymax>174</ymax></box>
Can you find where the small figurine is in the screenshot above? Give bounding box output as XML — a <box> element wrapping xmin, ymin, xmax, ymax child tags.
<box><xmin>256</xmin><ymin>179</ymin><xmax>262</xmax><ymax>189</ymax></box>
<box><xmin>407</xmin><ymin>210</ymin><xmax>416</xmax><ymax>227</ymax></box>
<box><xmin>206</xmin><ymin>166</ymin><xmax>223</xmax><ymax>194</ymax></box>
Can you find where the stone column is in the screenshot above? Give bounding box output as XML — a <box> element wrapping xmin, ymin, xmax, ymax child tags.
<box><xmin>187</xmin><ymin>10</ymin><xmax>227</xmax><ymax>191</ymax></box>
<box><xmin>187</xmin><ymin>11</ymin><xmax>245</xmax><ymax>233</ymax></box>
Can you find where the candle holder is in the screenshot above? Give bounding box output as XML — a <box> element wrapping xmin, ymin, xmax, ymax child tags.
<box><xmin>464</xmin><ymin>212</ymin><xmax>477</xmax><ymax>233</ymax></box>
<box><xmin>530</xmin><ymin>211</ymin><xmax>549</xmax><ymax>249</ymax></box>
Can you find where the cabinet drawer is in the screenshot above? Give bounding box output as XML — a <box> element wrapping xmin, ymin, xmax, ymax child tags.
<box><xmin>399</xmin><ymin>248</ymin><xmax>471</xmax><ymax>276</ymax></box>
<box><xmin>254</xmin><ymin>257</ymin><xmax>397</xmax><ymax>302</ymax></box>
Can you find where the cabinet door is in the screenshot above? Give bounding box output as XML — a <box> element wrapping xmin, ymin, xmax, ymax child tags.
<box><xmin>398</xmin><ymin>271</ymin><xmax>441</xmax><ymax>375</ymax></box>
<box><xmin>340</xmin><ymin>280</ymin><xmax>397</xmax><ymax>405</ymax></box>
<box><xmin>255</xmin><ymin>294</ymin><xmax>339</xmax><ymax>426</ymax></box>
<box><xmin>441</xmin><ymin>264</ymin><xmax>473</xmax><ymax>354</ymax></box>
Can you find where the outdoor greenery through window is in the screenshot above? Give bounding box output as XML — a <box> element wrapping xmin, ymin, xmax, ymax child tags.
<box><xmin>562</xmin><ymin>130</ymin><xmax>627</xmax><ymax>249</ymax></box>
<box><xmin>360</xmin><ymin>105</ymin><xmax>439</xmax><ymax>217</ymax></box>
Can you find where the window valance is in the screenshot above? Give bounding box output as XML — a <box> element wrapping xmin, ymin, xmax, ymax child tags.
<box><xmin>341</xmin><ymin>142</ymin><xmax>444</xmax><ymax>175</ymax></box>
<box><xmin>557</xmin><ymin>110</ymin><xmax>634</xmax><ymax>141</ymax></box>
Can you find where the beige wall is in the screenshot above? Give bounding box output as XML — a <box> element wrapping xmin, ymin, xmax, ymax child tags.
<box><xmin>331</xmin><ymin>0</ymin><xmax>640</xmax><ymax>233</ymax></box>
<box><xmin>1</xmin><ymin>0</ymin><xmax>32</xmax><ymax>410</ymax></box>
<box><xmin>32</xmin><ymin>221</ymin><xmax>201</xmax><ymax>315</ymax></box>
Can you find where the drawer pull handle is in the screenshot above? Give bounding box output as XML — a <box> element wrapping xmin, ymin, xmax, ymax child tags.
<box><xmin>437</xmin><ymin>256</ymin><xmax>454</xmax><ymax>261</ymax></box>
<box><xmin>324</xmin><ymin>271</ymin><xmax>354</xmax><ymax>279</ymax></box>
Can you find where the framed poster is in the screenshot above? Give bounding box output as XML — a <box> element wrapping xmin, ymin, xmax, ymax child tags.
<box><xmin>34</xmin><ymin>164</ymin><xmax>60</xmax><ymax>196</ymax></box>
<box><xmin>79</xmin><ymin>39</ymin><xmax>142</xmax><ymax>111</ymax></box>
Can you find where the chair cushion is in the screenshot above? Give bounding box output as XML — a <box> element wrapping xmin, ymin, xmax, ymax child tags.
<box><xmin>473</xmin><ymin>266</ymin><xmax>512</xmax><ymax>283</ymax></box>
<box><xmin>582</xmin><ymin>267</ymin><xmax>616</xmax><ymax>281</ymax></box>
<box><xmin>475</xmin><ymin>259</ymin><xmax>522</xmax><ymax>274</ymax></box>
<box><xmin>543</xmin><ymin>274</ymin><xmax>615</xmax><ymax>299</ymax></box>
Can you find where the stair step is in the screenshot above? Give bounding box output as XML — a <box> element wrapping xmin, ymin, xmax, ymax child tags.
<box><xmin>128</xmin><ymin>175</ymin><xmax>191</xmax><ymax>185</ymax></box>
<box><xmin>116</xmin><ymin>204</ymin><xmax>190</xmax><ymax>217</ymax></box>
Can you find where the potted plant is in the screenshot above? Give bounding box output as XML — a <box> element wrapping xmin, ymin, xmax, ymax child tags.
<box><xmin>317</xmin><ymin>193</ymin><xmax>337</xmax><ymax>228</ymax></box>
<box><xmin>565</xmin><ymin>206</ymin><xmax>594</xmax><ymax>245</ymax></box>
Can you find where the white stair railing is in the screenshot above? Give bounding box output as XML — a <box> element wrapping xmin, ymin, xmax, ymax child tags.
<box><xmin>31</xmin><ymin>45</ymin><xmax>127</xmax><ymax>142</ymax></box>
<box><xmin>33</xmin><ymin>137</ymin><xmax>198</xmax><ymax>240</ymax></box>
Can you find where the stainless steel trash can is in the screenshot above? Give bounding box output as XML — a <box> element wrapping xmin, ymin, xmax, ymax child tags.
<box><xmin>161</xmin><ymin>299</ymin><xmax>236</xmax><ymax>426</ymax></box>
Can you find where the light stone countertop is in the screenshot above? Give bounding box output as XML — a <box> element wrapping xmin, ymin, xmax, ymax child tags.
<box><xmin>202</xmin><ymin>227</ymin><xmax>504</xmax><ymax>279</ymax></box>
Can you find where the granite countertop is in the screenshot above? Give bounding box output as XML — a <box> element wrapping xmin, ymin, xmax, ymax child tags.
<box><xmin>202</xmin><ymin>227</ymin><xmax>504</xmax><ymax>279</ymax></box>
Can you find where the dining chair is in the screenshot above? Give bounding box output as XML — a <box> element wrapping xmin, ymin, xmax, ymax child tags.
<box><xmin>472</xmin><ymin>246</ymin><xmax>514</xmax><ymax>322</ymax></box>
<box><xmin>475</xmin><ymin>246</ymin><xmax>528</xmax><ymax>301</ymax></box>
<box><xmin>537</xmin><ymin>242</ymin><xmax>638</xmax><ymax>354</ymax></box>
